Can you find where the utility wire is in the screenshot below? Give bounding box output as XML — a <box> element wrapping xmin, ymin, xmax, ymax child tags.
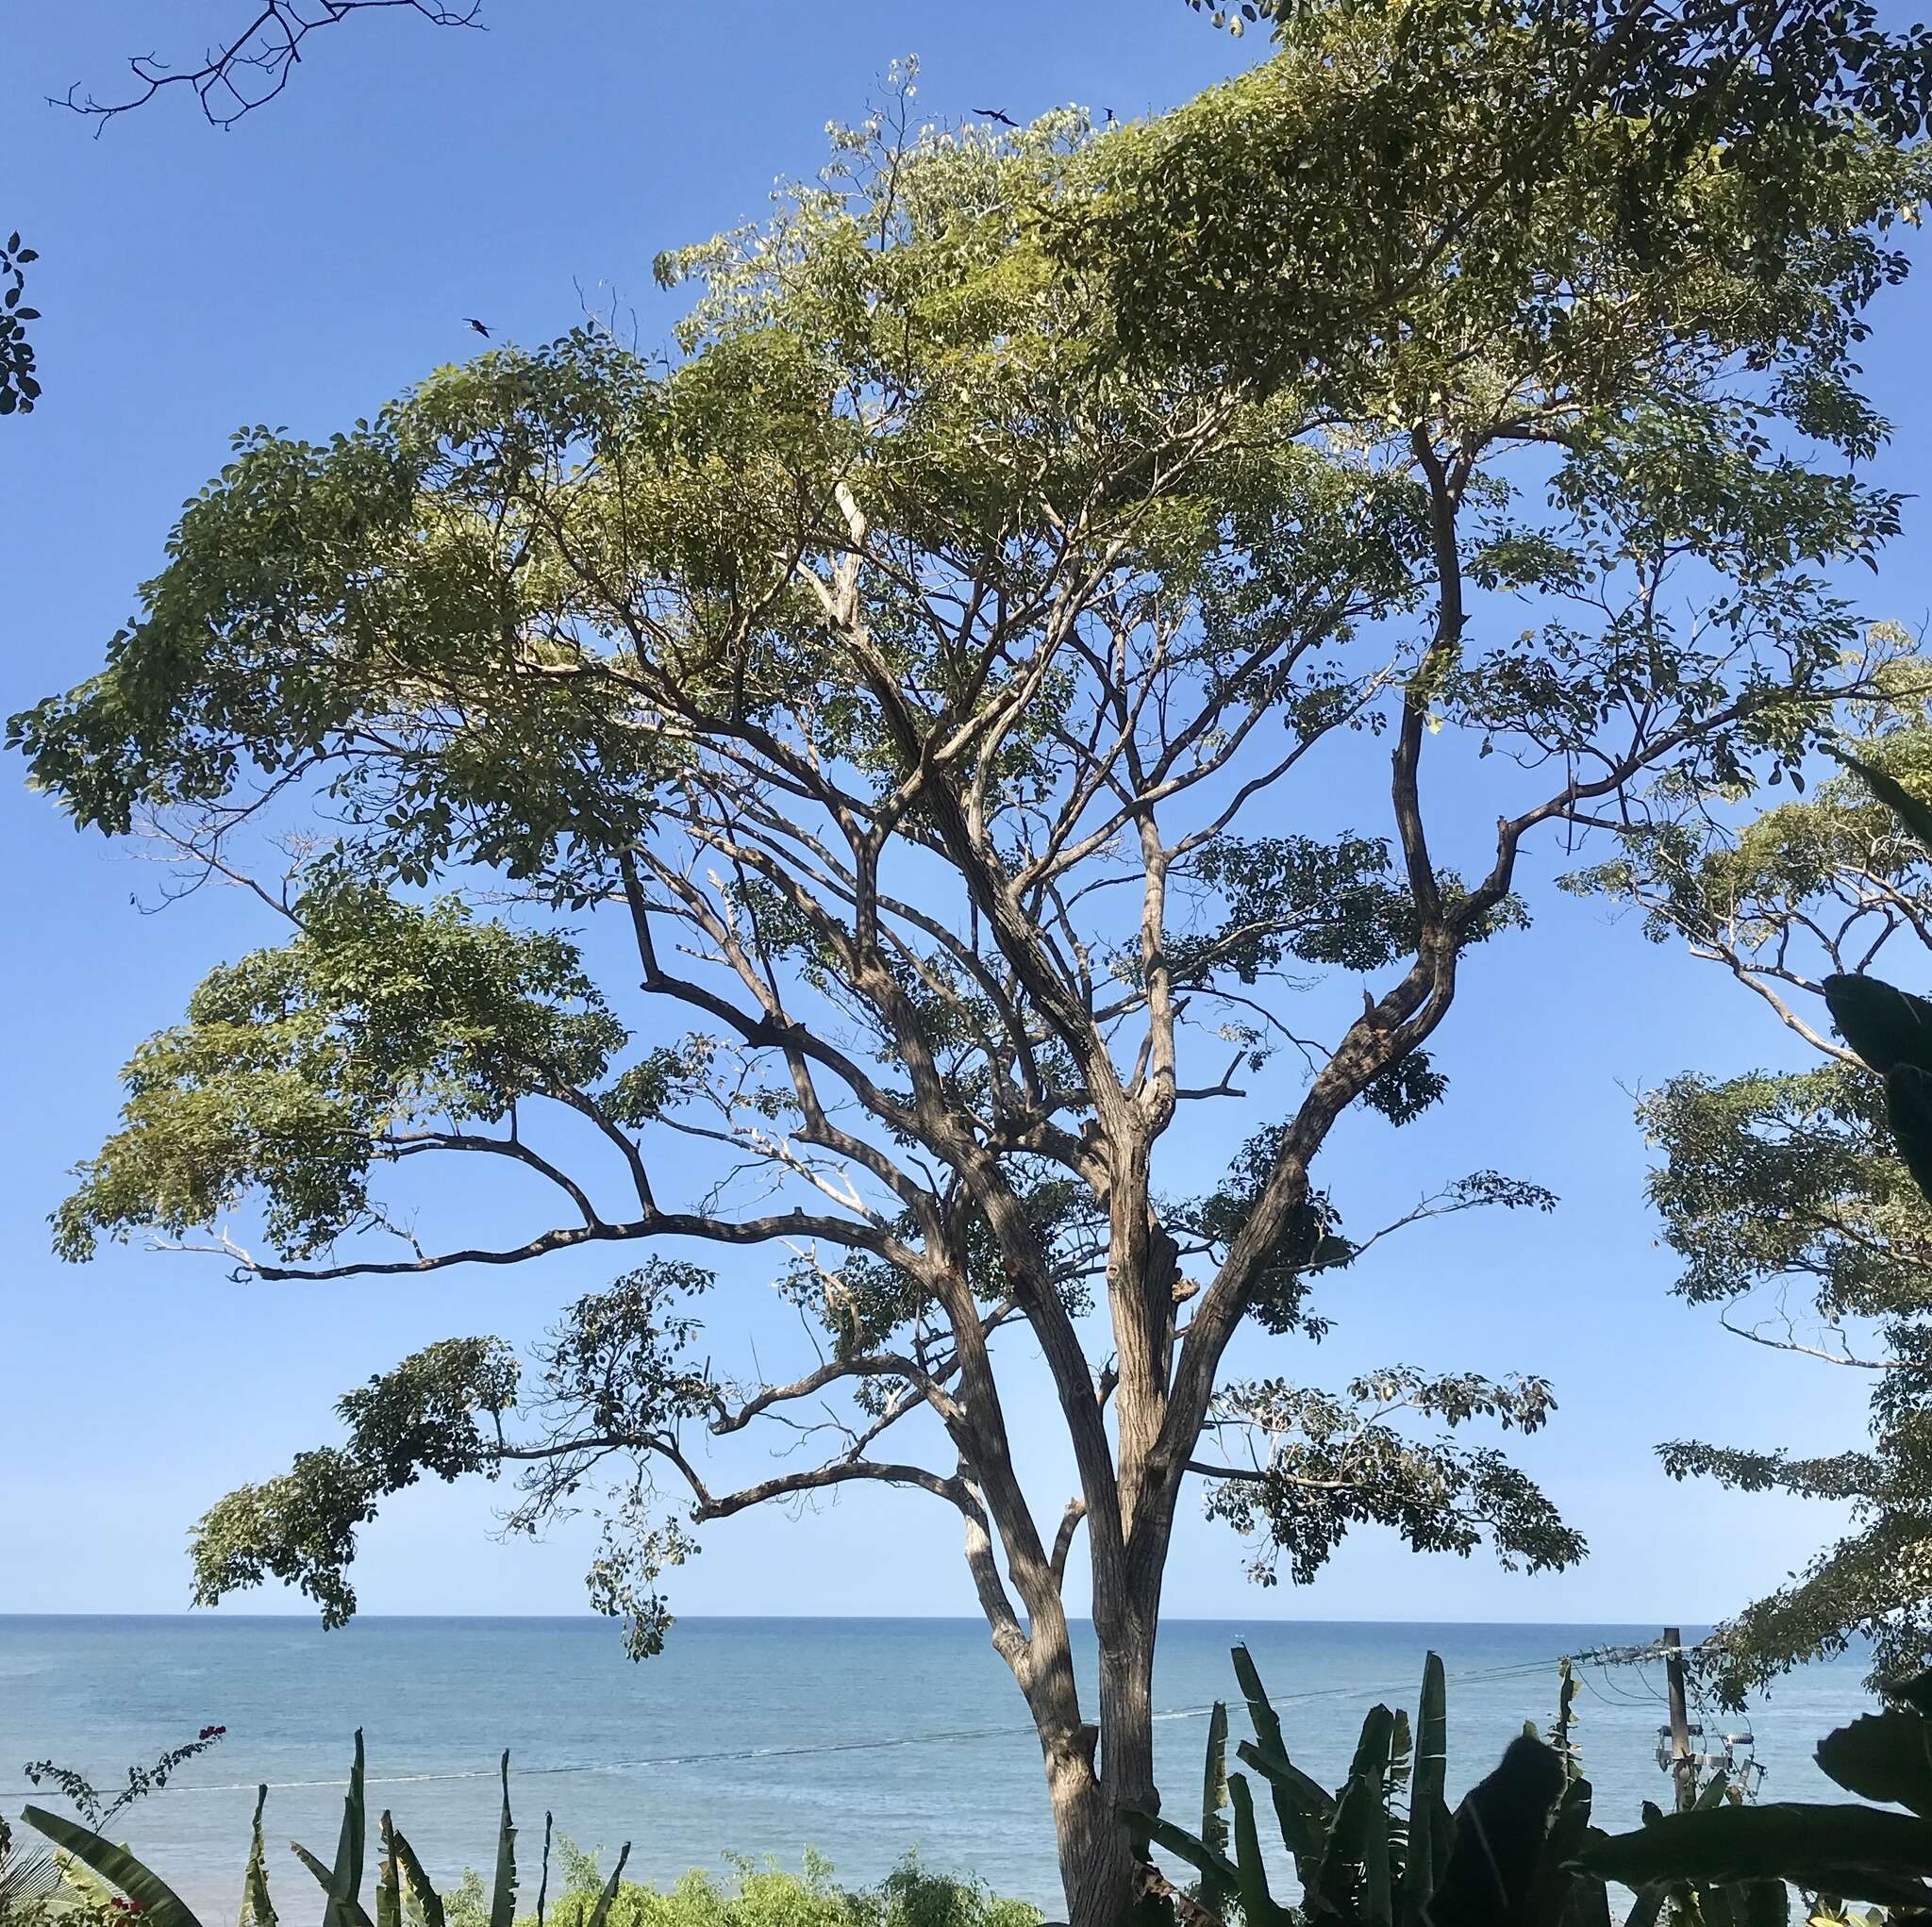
<box><xmin>0</xmin><ymin>1655</ymin><xmax>1567</xmax><ymax>1803</ymax></box>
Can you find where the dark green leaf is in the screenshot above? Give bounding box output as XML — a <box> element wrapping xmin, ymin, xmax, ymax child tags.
<box><xmin>1816</xmin><ymin>1708</ymin><xmax>1932</xmax><ymax>1815</ymax></box>
<box><xmin>1822</xmin><ymin>974</ymin><xmax>1932</xmax><ymax>1077</ymax></box>
<box><xmin>20</xmin><ymin>1807</ymin><xmax>204</xmax><ymax>1927</ymax></box>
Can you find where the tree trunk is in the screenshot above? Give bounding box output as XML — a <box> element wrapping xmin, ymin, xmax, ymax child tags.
<box><xmin>1030</xmin><ymin>1591</ymin><xmax>1160</xmax><ymax>1927</ymax></box>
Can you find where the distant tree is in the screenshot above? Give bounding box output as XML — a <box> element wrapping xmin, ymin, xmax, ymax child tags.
<box><xmin>11</xmin><ymin>9</ymin><xmax>1928</xmax><ymax>1921</ymax></box>
<box><xmin>1569</xmin><ymin>665</ymin><xmax>1932</xmax><ymax>1703</ymax></box>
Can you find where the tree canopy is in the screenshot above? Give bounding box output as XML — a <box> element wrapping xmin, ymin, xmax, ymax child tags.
<box><xmin>14</xmin><ymin>11</ymin><xmax>1932</xmax><ymax>1916</ymax></box>
<box><xmin>1571</xmin><ymin>666</ymin><xmax>1932</xmax><ymax>1702</ymax></box>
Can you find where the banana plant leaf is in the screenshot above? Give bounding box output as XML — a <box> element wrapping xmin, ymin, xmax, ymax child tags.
<box><xmin>375</xmin><ymin>1815</ymin><xmax>401</xmax><ymax>1927</ymax></box>
<box><xmin>1199</xmin><ymin>1701</ymin><xmax>1233</xmax><ymax>1917</ymax></box>
<box><xmin>326</xmin><ymin>1731</ymin><xmax>367</xmax><ymax>1927</ymax></box>
<box><xmin>20</xmin><ymin>1807</ymin><xmax>204</xmax><ymax>1927</ymax></box>
<box><xmin>1822</xmin><ymin>974</ymin><xmax>1932</xmax><ymax>1078</ymax></box>
<box><xmin>1399</xmin><ymin>1653</ymin><xmax>1450</xmax><ymax>1927</ymax></box>
<box><xmin>1724</xmin><ymin>1880</ymin><xmax>1790</xmax><ymax>1925</ymax></box>
<box><xmin>489</xmin><ymin>1753</ymin><xmax>516</xmax><ymax>1927</ymax></box>
<box><xmin>240</xmin><ymin>1785</ymin><xmax>275</xmax><ymax>1927</ymax></box>
<box><xmin>583</xmin><ymin>1844</ymin><xmax>631</xmax><ymax>1927</ymax></box>
<box><xmin>1574</xmin><ymin>1802</ymin><xmax>1932</xmax><ymax>1909</ymax></box>
<box><xmin>1619</xmin><ymin>1887</ymin><xmax>1666</xmax><ymax>1927</ymax></box>
<box><xmin>1232</xmin><ymin>1642</ymin><xmax>1332</xmax><ymax>1871</ymax></box>
<box><xmin>1817</xmin><ymin>1709</ymin><xmax>1932</xmax><ymax>1817</ymax></box>
<box><xmin>535</xmin><ymin>1813</ymin><xmax>553</xmax><ymax>1927</ymax></box>
<box><xmin>1524</xmin><ymin>1772</ymin><xmax>1596</xmax><ymax>1926</ymax></box>
<box><xmin>291</xmin><ymin>1844</ymin><xmax>375</xmax><ymax>1927</ymax></box>
<box><xmin>386</xmin><ymin>1826</ymin><xmax>445</xmax><ymax>1927</ymax></box>
<box><xmin>1823</xmin><ymin>747</ymin><xmax>1932</xmax><ymax>856</ymax></box>
<box><xmin>1228</xmin><ymin>1774</ymin><xmax>1290</xmax><ymax>1927</ymax></box>
<box><xmin>1235</xmin><ymin>1736</ymin><xmax>1336</xmax><ymax>1873</ymax></box>
<box><xmin>1122</xmin><ymin>1805</ymin><xmax>1242</xmax><ymax>1898</ymax></box>
<box><xmin>1889</xmin><ymin>1063</ymin><xmax>1932</xmax><ymax>1202</ymax></box>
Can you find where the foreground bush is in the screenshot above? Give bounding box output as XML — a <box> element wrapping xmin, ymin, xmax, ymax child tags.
<box><xmin>445</xmin><ymin>1843</ymin><xmax>1039</xmax><ymax>1927</ymax></box>
<box><xmin>9</xmin><ymin>1736</ymin><xmax>1040</xmax><ymax>1927</ymax></box>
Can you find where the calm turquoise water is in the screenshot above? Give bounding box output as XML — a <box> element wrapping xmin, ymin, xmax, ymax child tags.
<box><xmin>0</xmin><ymin>1617</ymin><xmax>1872</xmax><ymax>1913</ymax></box>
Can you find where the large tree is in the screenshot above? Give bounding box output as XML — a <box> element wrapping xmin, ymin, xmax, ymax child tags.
<box><xmin>1570</xmin><ymin>673</ymin><xmax>1932</xmax><ymax>1704</ymax></box>
<box><xmin>11</xmin><ymin>9</ymin><xmax>1926</xmax><ymax>1919</ymax></box>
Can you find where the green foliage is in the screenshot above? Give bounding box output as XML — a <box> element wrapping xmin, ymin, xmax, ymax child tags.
<box><xmin>1130</xmin><ymin>1644</ymin><xmax>1605</xmax><ymax>1925</ymax></box>
<box><xmin>242</xmin><ymin>1786</ymin><xmax>275</xmax><ymax>1927</ymax></box>
<box><xmin>510</xmin><ymin>1849</ymin><xmax>1038</xmax><ymax>1927</ymax></box>
<box><xmin>1577</xmin><ymin>1674</ymin><xmax>1932</xmax><ymax>1914</ymax></box>
<box><xmin>11</xmin><ymin>1733</ymin><xmax>1036</xmax><ymax>1927</ymax></box>
<box><xmin>1822</xmin><ymin>752</ymin><xmax>1932</xmax><ymax>1212</ymax></box>
<box><xmin>1200</xmin><ymin>1370</ymin><xmax>1585</xmax><ymax>1586</ymax></box>
<box><xmin>1574</xmin><ymin>696</ymin><xmax>1932</xmax><ymax>1702</ymax></box>
<box><xmin>1136</xmin><ymin>1644</ymin><xmax>1800</xmax><ymax>1925</ymax></box>
<box><xmin>191</xmin><ymin>1337</ymin><xmax>520</xmax><ymax>1627</ymax></box>
<box><xmin>16</xmin><ymin>1811</ymin><xmax>202</xmax><ymax>1927</ymax></box>
<box><xmin>52</xmin><ymin>881</ymin><xmax>626</xmax><ymax>1266</ymax></box>
<box><xmin>0</xmin><ymin>231</ymin><xmax>40</xmax><ymax>418</ymax></box>
<box><xmin>15</xmin><ymin>25</ymin><xmax>1932</xmax><ymax>1914</ymax></box>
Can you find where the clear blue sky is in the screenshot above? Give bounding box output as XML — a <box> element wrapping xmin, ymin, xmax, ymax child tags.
<box><xmin>3</xmin><ymin>0</ymin><xmax>1928</xmax><ymax>1633</ymax></box>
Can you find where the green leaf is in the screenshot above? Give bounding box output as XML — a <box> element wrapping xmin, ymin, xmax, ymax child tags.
<box><xmin>291</xmin><ymin>1845</ymin><xmax>375</xmax><ymax>1927</ymax></box>
<box><xmin>375</xmin><ymin>1815</ymin><xmax>401</xmax><ymax>1927</ymax></box>
<box><xmin>1816</xmin><ymin>1708</ymin><xmax>1932</xmax><ymax>1815</ymax></box>
<box><xmin>1727</xmin><ymin>1879</ymin><xmax>1791</xmax><ymax>1926</ymax></box>
<box><xmin>1888</xmin><ymin>1063</ymin><xmax>1932</xmax><ymax>1204</ymax></box>
<box><xmin>240</xmin><ymin>1785</ymin><xmax>275</xmax><ymax>1927</ymax></box>
<box><xmin>1620</xmin><ymin>1887</ymin><xmax>1668</xmax><ymax>1927</ymax></box>
<box><xmin>329</xmin><ymin>1730</ymin><xmax>367</xmax><ymax>1927</ymax></box>
<box><xmin>583</xmin><ymin>1843</ymin><xmax>630</xmax><ymax>1927</ymax></box>
<box><xmin>1228</xmin><ymin>1773</ymin><xmax>1290</xmax><ymax>1927</ymax></box>
<box><xmin>1231</xmin><ymin>1642</ymin><xmax>1334</xmax><ymax>1871</ymax></box>
<box><xmin>1821</xmin><ymin>974</ymin><xmax>1932</xmax><ymax>1078</ymax></box>
<box><xmin>1574</xmin><ymin>1802</ymin><xmax>1932</xmax><ymax>1907</ymax></box>
<box><xmin>20</xmin><ymin>1806</ymin><xmax>205</xmax><ymax>1927</ymax></box>
<box><xmin>1123</xmin><ymin>1806</ymin><xmax>1241</xmax><ymax>1894</ymax></box>
<box><xmin>1203</xmin><ymin>1700</ymin><xmax>1230</xmax><ymax>1849</ymax></box>
<box><xmin>386</xmin><ymin>1827</ymin><xmax>445</xmax><ymax>1927</ymax></box>
<box><xmin>1400</xmin><ymin>1653</ymin><xmax>1448</xmax><ymax>1927</ymax></box>
<box><xmin>1824</xmin><ymin>746</ymin><xmax>1932</xmax><ymax>855</ymax></box>
<box><xmin>1198</xmin><ymin>1699</ymin><xmax>1233</xmax><ymax>1912</ymax></box>
<box><xmin>1236</xmin><ymin>1737</ymin><xmax>1336</xmax><ymax>1865</ymax></box>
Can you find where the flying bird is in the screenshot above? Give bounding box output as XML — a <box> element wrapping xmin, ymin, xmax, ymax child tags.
<box><xmin>465</xmin><ymin>318</ymin><xmax>491</xmax><ymax>339</ymax></box>
<box><xmin>1104</xmin><ymin>107</ymin><xmax>1116</xmax><ymax>125</ymax></box>
<box><xmin>974</xmin><ymin>107</ymin><xmax>1017</xmax><ymax>127</ymax></box>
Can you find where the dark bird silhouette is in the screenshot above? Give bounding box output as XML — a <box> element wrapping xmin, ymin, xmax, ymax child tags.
<box><xmin>974</xmin><ymin>107</ymin><xmax>1017</xmax><ymax>126</ymax></box>
<box><xmin>1104</xmin><ymin>107</ymin><xmax>1116</xmax><ymax>125</ymax></box>
<box><xmin>465</xmin><ymin>318</ymin><xmax>491</xmax><ymax>339</ymax></box>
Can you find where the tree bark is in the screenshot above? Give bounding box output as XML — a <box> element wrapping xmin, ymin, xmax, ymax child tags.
<box><xmin>1015</xmin><ymin>1524</ymin><xmax>1163</xmax><ymax>1926</ymax></box>
<box><xmin>1033</xmin><ymin>1622</ymin><xmax>1159</xmax><ymax>1927</ymax></box>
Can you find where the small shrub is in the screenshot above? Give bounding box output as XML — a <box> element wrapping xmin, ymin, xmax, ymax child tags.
<box><xmin>486</xmin><ymin>1845</ymin><xmax>1039</xmax><ymax>1927</ymax></box>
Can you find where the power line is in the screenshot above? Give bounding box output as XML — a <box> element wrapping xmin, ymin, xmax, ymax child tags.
<box><xmin>0</xmin><ymin>1654</ymin><xmax>1568</xmax><ymax>1803</ymax></box>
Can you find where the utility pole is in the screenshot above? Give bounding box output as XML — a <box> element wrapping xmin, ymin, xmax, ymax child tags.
<box><xmin>1664</xmin><ymin>1626</ymin><xmax>1695</xmax><ymax>1811</ymax></box>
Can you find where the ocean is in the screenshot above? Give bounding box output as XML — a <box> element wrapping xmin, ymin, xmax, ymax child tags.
<box><xmin>0</xmin><ymin>1617</ymin><xmax>1873</xmax><ymax>1916</ymax></box>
